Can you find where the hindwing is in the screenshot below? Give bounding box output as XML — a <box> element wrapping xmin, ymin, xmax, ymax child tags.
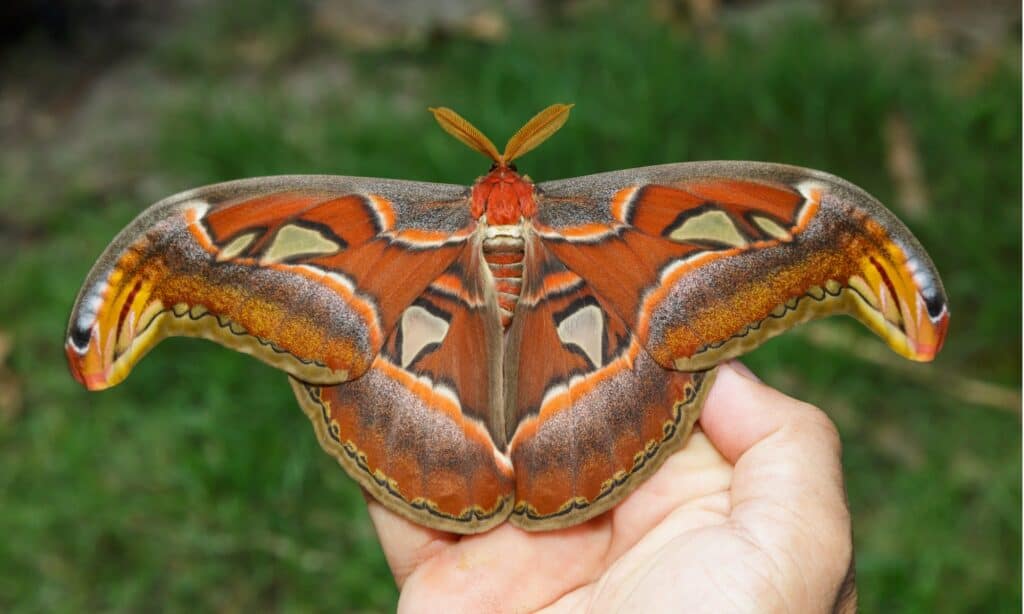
<box><xmin>292</xmin><ymin>238</ymin><xmax>514</xmax><ymax>533</ymax></box>
<box><xmin>504</xmin><ymin>235</ymin><xmax>714</xmax><ymax>529</ymax></box>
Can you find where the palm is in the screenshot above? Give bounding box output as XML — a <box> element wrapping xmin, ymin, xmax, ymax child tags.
<box><xmin>369</xmin><ymin>364</ymin><xmax>855</xmax><ymax>613</ymax></box>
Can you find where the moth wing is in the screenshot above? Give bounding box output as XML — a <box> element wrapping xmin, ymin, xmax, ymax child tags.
<box><xmin>66</xmin><ymin>175</ymin><xmax>475</xmax><ymax>389</ymax></box>
<box><xmin>291</xmin><ymin>236</ymin><xmax>514</xmax><ymax>533</ymax></box>
<box><xmin>534</xmin><ymin>161</ymin><xmax>949</xmax><ymax>372</ymax></box>
<box><xmin>503</xmin><ymin>236</ymin><xmax>714</xmax><ymax>530</ymax></box>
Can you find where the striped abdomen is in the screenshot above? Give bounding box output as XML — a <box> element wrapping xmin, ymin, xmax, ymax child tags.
<box><xmin>483</xmin><ymin>225</ymin><xmax>525</xmax><ymax>329</ymax></box>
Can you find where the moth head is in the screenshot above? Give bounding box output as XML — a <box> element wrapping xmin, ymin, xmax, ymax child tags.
<box><xmin>429</xmin><ymin>103</ymin><xmax>574</xmax><ymax>169</ymax></box>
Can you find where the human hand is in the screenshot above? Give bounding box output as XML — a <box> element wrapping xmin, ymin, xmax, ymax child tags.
<box><xmin>367</xmin><ymin>362</ymin><xmax>856</xmax><ymax>613</ymax></box>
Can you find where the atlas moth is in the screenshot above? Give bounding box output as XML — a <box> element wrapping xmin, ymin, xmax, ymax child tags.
<box><xmin>66</xmin><ymin>104</ymin><xmax>949</xmax><ymax>533</ymax></box>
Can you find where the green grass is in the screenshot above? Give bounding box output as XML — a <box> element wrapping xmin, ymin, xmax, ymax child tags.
<box><xmin>2</xmin><ymin>3</ymin><xmax>1019</xmax><ymax>611</ymax></box>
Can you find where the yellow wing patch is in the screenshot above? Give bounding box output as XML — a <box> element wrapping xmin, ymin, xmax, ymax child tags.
<box><xmin>263</xmin><ymin>224</ymin><xmax>343</xmax><ymax>263</ymax></box>
<box><xmin>750</xmin><ymin>214</ymin><xmax>792</xmax><ymax>241</ymax></box>
<box><xmin>216</xmin><ymin>232</ymin><xmax>259</xmax><ymax>261</ymax></box>
<box><xmin>667</xmin><ymin>209</ymin><xmax>747</xmax><ymax>247</ymax></box>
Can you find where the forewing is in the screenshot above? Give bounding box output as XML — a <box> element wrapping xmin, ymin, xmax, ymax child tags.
<box><xmin>66</xmin><ymin>175</ymin><xmax>474</xmax><ymax>389</ymax></box>
<box><xmin>534</xmin><ymin>161</ymin><xmax>949</xmax><ymax>371</ymax></box>
<box><xmin>290</xmin><ymin>236</ymin><xmax>514</xmax><ymax>533</ymax></box>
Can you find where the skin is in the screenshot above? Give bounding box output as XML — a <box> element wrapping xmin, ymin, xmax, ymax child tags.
<box><xmin>368</xmin><ymin>362</ymin><xmax>857</xmax><ymax>613</ymax></box>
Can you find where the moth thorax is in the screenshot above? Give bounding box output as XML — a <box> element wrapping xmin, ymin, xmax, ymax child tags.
<box><xmin>482</xmin><ymin>225</ymin><xmax>525</xmax><ymax>329</ymax></box>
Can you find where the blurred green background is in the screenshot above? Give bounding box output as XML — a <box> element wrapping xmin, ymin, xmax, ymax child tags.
<box><xmin>1</xmin><ymin>0</ymin><xmax>1019</xmax><ymax>611</ymax></box>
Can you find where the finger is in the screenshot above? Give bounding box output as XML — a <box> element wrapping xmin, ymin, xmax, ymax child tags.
<box><xmin>700</xmin><ymin>361</ymin><xmax>853</xmax><ymax>610</ymax></box>
<box><xmin>698</xmin><ymin>360</ymin><xmax>822</xmax><ymax>465</ymax></box>
<box><xmin>600</xmin><ymin>363</ymin><xmax>757</xmax><ymax>559</ymax></box>
<box><xmin>725</xmin><ymin>358</ymin><xmax>761</xmax><ymax>382</ymax></box>
<box><xmin>363</xmin><ymin>492</ymin><xmax>458</xmax><ymax>587</ymax></box>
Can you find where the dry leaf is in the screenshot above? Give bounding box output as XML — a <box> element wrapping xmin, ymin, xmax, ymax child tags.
<box><xmin>0</xmin><ymin>331</ymin><xmax>23</xmax><ymax>422</ymax></box>
<box><xmin>884</xmin><ymin>112</ymin><xmax>929</xmax><ymax>220</ymax></box>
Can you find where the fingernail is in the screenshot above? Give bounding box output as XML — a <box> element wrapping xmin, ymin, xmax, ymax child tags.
<box><xmin>726</xmin><ymin>360</ymin><xmax>762</xmax><ymax>382</ymax></box>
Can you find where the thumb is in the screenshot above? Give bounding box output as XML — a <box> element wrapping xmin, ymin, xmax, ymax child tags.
<box><xmin>699</xmin><ymin>362</ymin><xmax>854</xmax><ymax>611</ymax></box>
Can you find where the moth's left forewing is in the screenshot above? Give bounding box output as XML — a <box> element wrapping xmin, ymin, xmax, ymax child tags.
<box><xmin>66</xmin><ymin>175</ymin><xmax>474</xmax><ymax>390</ymax></box>
<box><xmin>535</xmin><ymin>162</ymin><xmax>949</xmax><ymax>372</ymax></box>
